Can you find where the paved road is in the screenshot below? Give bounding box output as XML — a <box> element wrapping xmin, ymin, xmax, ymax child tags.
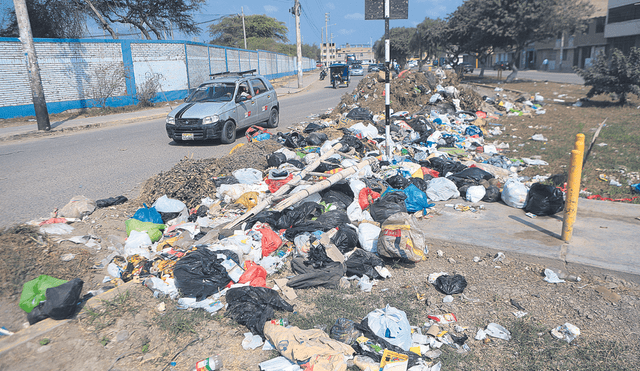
<box><xmin>0</xmin><ymin>76</ymin><xmax>363</xmax><ymax>229</ymax></box>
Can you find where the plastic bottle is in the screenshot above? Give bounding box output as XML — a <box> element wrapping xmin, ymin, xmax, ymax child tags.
<box><xmin>194</xmin><ymin>355</ymin><xmax>223</xmax><ymax>371</ymax></box>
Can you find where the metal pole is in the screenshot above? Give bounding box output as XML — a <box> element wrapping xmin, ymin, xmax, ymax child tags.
<box><xmin>294</xmin><ymin>0</ymin><xmax>303</xmax><ymax>88</ymax></box>
<box><xmin>325</xmin><ymin>13</ymin><xmax>329</xmax><ymax>68</ymax></box>
<box><xmin>384</xmin><ymin>0</ymin><xmax>391</xmax><ymax>159</ymax></box>
<box><xmin>561</xmin><ymin>133</ymin><xmax>585</xmax><ymax>242</ymax></box>
<box><xmin>13</xmin><ymin>0</ymin><xmax>50</xmax><ymax>131</ymax></box>
<box><xmin>241</xmin><ymin>7</ymin><xmax>247</xmax><ymax>49</ymax></box>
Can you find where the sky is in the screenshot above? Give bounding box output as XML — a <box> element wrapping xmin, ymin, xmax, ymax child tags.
<box><xmin>0</xmin><ymin>0</ymin><xmax>465</xmax><ymax>45</ymax></box>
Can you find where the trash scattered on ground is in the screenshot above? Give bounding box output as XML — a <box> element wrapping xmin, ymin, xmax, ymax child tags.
<box><xmin>550</xmin><ymin>323</ymin><xmax>580</xmax><ymax>343</ymax></box>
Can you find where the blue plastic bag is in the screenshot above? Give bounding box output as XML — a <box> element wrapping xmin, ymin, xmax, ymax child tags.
<box><xmin>465</xmin><ymin>125</ymin><xmax>483</xmax><ymax>137</ymax></box>
<box><xmin>382</xmin><ymin>184</ymin><xmax>434</xmax><ymax>215</ymax></box>
<box><xmin>132</xmin><ymin>203</ymin><xmax>163</xmax><ymax>224</ymax></box>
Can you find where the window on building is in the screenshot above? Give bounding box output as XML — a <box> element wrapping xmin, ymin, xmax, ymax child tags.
<box><xmin>595</xmin><ymin>17</ymin><xmax>605</xmax><ymax>33</ymax></box>
<box><xmin>608</xmin><ymin>4</ymin><xmax>640</xmax><ymax>24</ymax></box>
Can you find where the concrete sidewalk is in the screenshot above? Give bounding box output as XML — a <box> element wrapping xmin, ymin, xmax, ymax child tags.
<box><xmin>421</xmin><ymin>197</ymin><xmax>640</xmax><ymax>280</ymax></box>
<box><xmin>0</xmin><ymin>71</ymin><xmax>320</xmax><ymax>142</ymax></box>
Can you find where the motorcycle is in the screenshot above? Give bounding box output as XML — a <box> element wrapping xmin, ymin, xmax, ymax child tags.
<box><xmin>319</xmin><ymin>69</ymin><xmax>327</xmax><ymax>80</ymax></box>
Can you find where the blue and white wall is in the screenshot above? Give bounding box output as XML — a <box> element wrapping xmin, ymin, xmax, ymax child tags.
<box><xmin>0</xmin><ymin>38</ymin><xmax>316</xmax><ymax>119</ymax></box>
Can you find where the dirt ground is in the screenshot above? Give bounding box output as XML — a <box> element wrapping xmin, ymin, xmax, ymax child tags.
<box><xmin>1</xmin><ymin>69</ymin><xmax>640</xmax><ymax>370</ymax></box>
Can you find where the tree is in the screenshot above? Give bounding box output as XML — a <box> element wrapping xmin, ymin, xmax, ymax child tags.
<box><xmin>374</xmin><ymin>27</ymin><xmax>415</xmax><ymax>67</ymax></box>
<box><xmin>410</xmin><ymin>18</ymin><xmax>446</xmax><ymax>71</ymax></box>
<box><xmin>445</xmin><ymin>0</ymin><xmax>498</xmax><ymax>77</ymax></box>
<box><xmin>0</xmin><ymin>0</ymin><xmax>87</xmax><ymax>38</ymax></box>
<box><xmin>84</xmin><ymin>0</ymin><xmax>204</xmax><ymax>40</ymax></box>
<box><xmin>575</xmin><ymin>47</ymin><xmax>640</xmax><ymax>105</ymax></box>
<box><xmin>209</xmin><ymin>14</ymin><xmax>288</xmax><ymax>48</ymax></box>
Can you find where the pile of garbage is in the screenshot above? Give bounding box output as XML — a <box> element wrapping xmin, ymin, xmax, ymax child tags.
<box><xmin>27</xmin><ymin>69</ymin><xmax>578</xmax><ymax>370</ymax></box>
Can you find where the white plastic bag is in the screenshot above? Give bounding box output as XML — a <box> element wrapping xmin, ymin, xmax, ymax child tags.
<box><xmin>501</xmin><ymin>178</ymin><xmax>529</xmax><ymax>208</ymax></box>
<box><xmin>485</xmin><ymin>323</ymin><xmax>511</xmax><ymax>340</ymax></box>
<box><xmin>426</xmin><ymin>177</ymin><xmax>460</xmax><ymax>201</ymax></box>
<box><xmin>466</xmin><ymin>185</ymin><xmax>486</xmax><ymax>203</ymax></box>
<box><xmin>124</xmin><ymin>230</ymin><xmax>152</xmax><ymax>259</ymax></box>
<box><xmin>348</xmin><ymin>122</ymin><xmax>378</xmax><ymax>139</ymax></box>
<box><xmin>366</xmin><ymin>305</ymin><xmax>412</xmax><ymax>351</ymax></box>
<box><xmin>358</xmin><ymin>223</ymin><xmax>380</xmax><ymax>253</ymax></box>
<box><xmin>152</xmin><ymin>195</ymin><xmax>187</xmax><ymax>213</ymax></box>
<box><xmin>233</xmin><ymin>168</ymin><xmax>263</xmax><ymax>184</ymax></box>
<box><xmin>39</xmin><ymin>223</ymin><xmax>74</xmax><ymax>235</ymax></box>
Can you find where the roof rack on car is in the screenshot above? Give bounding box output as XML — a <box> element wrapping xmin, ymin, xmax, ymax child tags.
<box><xmin>209</xmin><ymin>69</ymin><xmax>257</xmax><ymax>77</ymax></box>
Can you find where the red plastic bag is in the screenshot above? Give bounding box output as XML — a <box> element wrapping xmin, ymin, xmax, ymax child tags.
<box><xmin>257</xmin><ymin>227</ymin><xmax>282</xmax><ymax>257</ymax></box>
<box><xmin>238</xmin><ymin>261</ymin><xmax>267</xmax><ymax>287</ymax></box>
<box><xmin>265</xmin><ymin>173</ymin><xmax>293</xmax><ymax>193</ymax></box>
<box><xmin>421</xmin><ymin>167</ymin><xmax>440</xmax><ymax>178</ymax></box>
<box><xmin>358</xmin><ymin>188</ymin><xmax>381</xmax><ymax>210</ymax></box>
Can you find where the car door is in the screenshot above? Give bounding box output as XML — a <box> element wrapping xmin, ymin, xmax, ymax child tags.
<box><xmin>249</xmin><ymin>78</ymin><xmax>270</xmax><ymax>124</ymax></box>
<box><xmin>235</xmin><ymin>80</ymin><xmax>258</xmax><ymax>128</ymax></box>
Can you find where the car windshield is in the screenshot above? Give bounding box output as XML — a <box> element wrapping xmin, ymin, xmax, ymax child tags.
<box><xmin>185</xmin><ymin>83</ymin><xmax>235</xmax><ymax>103</ymax></box>
<box><xmin>353</xmin><ymin>64</ymin><xmax>362</xmax><ymax>69</ymax></box>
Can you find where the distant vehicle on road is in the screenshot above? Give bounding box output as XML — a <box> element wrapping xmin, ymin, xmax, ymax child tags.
<box><xmin>350</xmin><ymin>64</ymin><xmax>364</xmax><ymax>76</ymax></box>
<box><xmin>460</xmin><ymin>62</ymin><xmax>474</xmax><ymax>73</ymax></box>
<box><xmin>165</xmin><ymin>70</ymin><xmax>279</xmax><ymax>144</ymax></box>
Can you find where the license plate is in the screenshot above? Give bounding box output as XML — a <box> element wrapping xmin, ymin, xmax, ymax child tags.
<box><xmin>181</xmin><ymin>133</ymin><xmax>194</xmax><ymax>140</ymax></box>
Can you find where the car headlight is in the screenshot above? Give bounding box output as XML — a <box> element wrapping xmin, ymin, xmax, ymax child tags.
<box><xmin>203</xmin><ymin>115</ymin><xmax>219</xmax><ymax>125</ymax></box>
<box><xmin>166</xmin><ymin>116</ymin><xmax>175</xmax><ymax>125</ymax></box>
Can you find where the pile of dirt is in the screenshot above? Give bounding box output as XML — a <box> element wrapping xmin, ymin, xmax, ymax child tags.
<box><xmin>332</xmin><ymin>70</ymin><xmax>485</xmax><ymax>119</ymax></box>
<box><xmin>139</xmin><ymin>140</ymin><xmax>283</xmax><ymax>208</ymax></box>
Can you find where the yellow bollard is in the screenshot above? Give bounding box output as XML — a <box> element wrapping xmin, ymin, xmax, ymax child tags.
<box><xmin>561</xmin><ymin>134</ymin><xmax>585</xmax><ymax>242</ymax></box>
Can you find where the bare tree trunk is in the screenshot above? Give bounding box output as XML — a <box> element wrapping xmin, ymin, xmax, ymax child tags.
<box><xmin>143</xmin><ymin>17</ymin><xmax>162</xmax><ymax>40</ymax></box>
<box><xmin>82</xmin><ymin>0</ymin><xmax>118</xmax><ymax>38</ymax></box>
<box><xmin>506</xmin><ymin>49</ymin><xmax>521</xmax><ymax>83</ymax></box>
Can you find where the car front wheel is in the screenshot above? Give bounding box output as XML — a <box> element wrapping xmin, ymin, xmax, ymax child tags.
<box><xmin>220</xmin><ymin>120</ymin><xmax>236</xmax><ymax>144</ymax></box>
<box><xmin>266</xmin><ymin>108</ymin><xmax>279</xmax><ymax>128</ymax></box>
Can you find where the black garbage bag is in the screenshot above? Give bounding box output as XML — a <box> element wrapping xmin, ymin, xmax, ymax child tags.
<box><xmin>267</xmin><ymin>152</ymin><xmax>287</xmax><ymax>168</ymax></box>
<box><xmin>315</xmin><ymin>209</ymin><xmax>350</xmax><ymax>229</ymax></box>
<box><xmin>316</xmin><ymin>158</ymin><xmax>342</xmax><ymax>173</ymax></box>
<box><xmin>354</xmin><ymin>318</ymin><xmax>421</xmax><ymax>368</ymax></box>
<box><xmin>451</xmin><ymin>334</ymin><xmax>468</xmax><ymax>345</ymax></box>
<box><xmin>449</xmin><ymin>167</ymin><xmax>494</xmax><ymax>188</ymax></box>
<box><xmin>304</xmin><ymin>122</ymin><xmax>325</xmax><ymax>133</ymax></box>
<box><xmin>212</xmin><ymin>176</ymin><xmax>239</xmax><ymax>187</ymax></box>
<box><xmin>386</xmin><ymin>174</ymin><xmax>410</xmax><ymax>189</ymax></box>
<box><xmin>284</xmin><ymin>221</ymin><xmax>325</xmax><ymax>240</ymax></box>
<box><xmin>346</xmin><ymin>107</ymin><xmax>373</xmax><ymax>122</ymax></box>
<box><xmin>369</xmin><ymin>192</ymin><xmax>407</xmax><ymax>223</ymax></box>
<box><xmin>306</xmin><ymin>132</ymin><xmax>328</xmax><ymax>146</ymax></box>
<box><xmin>173</xmin><ymin>249</ymin><xmax>231</xmax><ymax>301</ymax></box>
<box><xmin>304</xmin><ymin>243</ymin><xmax>334</xmax><ymax>269</ymax></box>
<box><xmin>482</xmin><ymin>185</ymin><xmax>501</xmax><ymax>202</ymax></box>
<box><xmin>277</xmin><ymin>202</ymin><xmax>323</xmax><ymax>229</ymax></box>
<box><xmin>321</xmin><ymin>190</ymin><xmax>353</xmax><ymax>210</ymax></box>
<box><xmin>96</xmin><ymin>196</ymin><xmax>128</xmax><ymax>208</ymax></box>
<box><xmin>340</xmin><ymin>135</ymin><xmax>365</xmax><ymax>154</ymax></box>
<box><xmin>425</xmin><ymin>157</ymin><xmax>467</xmax><ymax>176</ymax></box>
<box><xmin>330</xmin><ymin>318</ymin><xmax>362</xmax><ymax>346</ymax></box>
<box><xmin>331</xmin><ymin>224</ymin><xmax>359</xmax><ymax>253</ymax></box>
<box><xmin>434</xmin><ymin>274</ymin><xmax>468</xmax><ymax>295</ymax></box>
<box><xmin>283</xmin><ymin>132</ymin><xmax>306</xmax><ymax>148</ymax></box>
<box><xmin>408</xmin><ymin>177</ymin><xmax>430</xmax><ymax>193</ymax></box>
<box><xmin>188</xmin><ymin>205</ymin><xmax>208</xmax><ymax>222</ymax></box>
<box><xmin>322</xmin><ymin>181</ymin><xmax>355</xmax><ymax>199</ymax></box>
<box><xmin>524</xmin><ymin>182</ymin><xmax>565</xmax><ymax>216</ymax></box>
<box><xmin>225</xmin><ymin>286</ymin><xmax>294</xmax><ymax>339</ymax></box>
<box><xmin>288</xmin><ymin>258</ymin><xmax>345</xmax><ymax>289</ymax></box>
<box><xmin>287</xmin><ymin>159</ymin><xmax>305</xmax><ymax>169</ymax></box>
<box><xmin>345</xmin><ymin>249</ymin><xmax>385</xmax><ymax>278</ymax></box>
<box><xmin>27</xmin><ymin>278</ymin><xmax>84</xmax><ymax>325</ymax></box>
<box><xmin>245</xmin><ymin>210</ymin><xmax>282</xmax><ymax>230</ymax></box>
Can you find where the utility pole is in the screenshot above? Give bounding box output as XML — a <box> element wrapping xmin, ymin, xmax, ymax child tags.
<box><xmin>13</xmin><ymin>0</ymin><xmax>50</xmax><ymax>130</ymax></box>
<box><xmin>294</xmin><ymin>0</ymin><xmax>302</xmax><ymax>88</ymax></box>
<box><xmin>325</xmin><ymin>13</ymin><xmax>329</xmax><ymax>68</ymax></box>
<box><xmin>241</xmin><ymin>7</ymin><xmax>247</xmax><ymax>49</ymax></box>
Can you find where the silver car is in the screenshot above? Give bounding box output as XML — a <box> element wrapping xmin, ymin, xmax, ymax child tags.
<box><xmin>165</xmin><ymin>70</ymin><xmax>279</xmax><ymax>144</ymax></box>
<box><xmin>350</xmin><ymin>64</ymin><xmax>364</xmax><ymax>76</ymax></box>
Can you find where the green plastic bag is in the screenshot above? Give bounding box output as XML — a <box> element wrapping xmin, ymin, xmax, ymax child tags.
<box><xmin>19</xmin><ymin>275</ymin><xmax>67</xmax><ymax>313</ymax></box>
<box><xmin>125</xmin><ymin>218</ymin><xmax>165</xmax><ymax>242</ymax></box>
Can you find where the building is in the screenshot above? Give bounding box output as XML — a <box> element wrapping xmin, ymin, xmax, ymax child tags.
<box><xmin>605</xmin><ymin>0</ymin><xmax>640</xmax><ymax>53</ymax></box>
<box><xmin>335</xmin><ymin>44</ymin><xmax>375</xmax><ymax>64</ymax></box>
<box><xmin>532</xmin><ymin>0</ymin><xmax>608</xmax><ymax>72</ymax></box>
<box><xmin>320</xmin><ymin>42</ymin><xmax>337</xmax><ymax>67</ymax></box>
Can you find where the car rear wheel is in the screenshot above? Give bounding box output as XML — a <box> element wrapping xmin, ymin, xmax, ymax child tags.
<box><xmin>220</xmin><ymin>120</ymin><xmax>236</xmax><ymax>144</ymax></box>
<box><xmin>266</xmin><ymin>108</ymin><xmax>279</xmax><ymax>128</ymax></box>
